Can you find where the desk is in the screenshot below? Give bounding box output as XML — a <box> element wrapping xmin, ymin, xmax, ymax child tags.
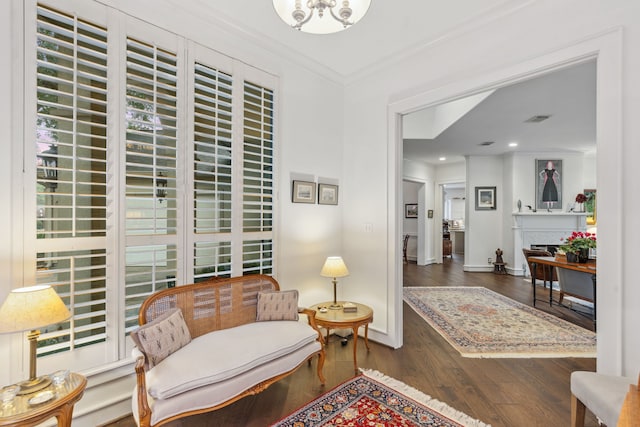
<box><xmin>0</xmin><ymin>373</ymin><xmax>86</xmax><ymax>427</ymax></box>
<box><xmin>309</xmin><ymin>302</ymin><xmax>373</xmax><ymax>373</ymax></box>
<box><xmin>528</xmin><ymin>256</ymin><xmax>596</xmax><ymax>324</ymax></box>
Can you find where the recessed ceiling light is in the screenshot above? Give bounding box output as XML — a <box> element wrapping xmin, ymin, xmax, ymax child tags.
<box><xmin>508</xmin><ymin>142</ymin><xmax>518</xmax><ymax>147</ymax></box>
<box><xmin>439</xmin><ymin>157</ymin><xmax>446</xmax><ymax>161</ymax></box>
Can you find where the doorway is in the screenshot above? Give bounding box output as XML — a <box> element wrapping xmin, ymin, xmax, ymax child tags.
<box><xmin>390</xmin><ymin>33</ymin><xmax>623</xmax><ymax>357</ymax></box>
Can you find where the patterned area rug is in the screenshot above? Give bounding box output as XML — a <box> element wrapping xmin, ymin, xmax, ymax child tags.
<box><xmin>271</xmin><ymin>369</ymin><xmax>490</xmax><ymax>427</ymax></box>
<box><xmin>403</xmin><ymin>286</ymin><xmax>596</xmax><ymax>358</ymax></box>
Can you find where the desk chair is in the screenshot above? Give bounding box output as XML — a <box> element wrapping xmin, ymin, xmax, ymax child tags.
<box><xmin>556</xmin><ymin>266</ymin><xmax>594</xmax><ymax>306</ymax></box>
<box><xmin>570</xmin><ymin>371</ymin><xmax>638</xmax><ymax>427</ymax></box>
<box><xmin>522</xmin><ymin>248</ymin><xmax>557</xmax><ymax>288</ymax></box>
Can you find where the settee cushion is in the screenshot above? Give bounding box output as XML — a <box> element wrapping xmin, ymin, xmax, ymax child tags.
<box><xmin>131</xmin><ymin>308</ymin><xmax>191</xmax><ymax>369</ymax></box>
<box><xmin>256</xmin><ymin>290</ymin><xmax>299</xmax><ymax>321</ymax></box>
<box><xmin>146</xmin><ymin>320</ymin><xmax>318</xmax><ymax>399</ymax></box>
<box><xmin>133</xmin><ymin>340</ymin><xmax>322</xmax><ymax>426</ymax></box>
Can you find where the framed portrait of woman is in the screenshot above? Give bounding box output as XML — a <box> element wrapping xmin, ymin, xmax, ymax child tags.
<box><xmin>536</xmin><ymin>159</ymin><xmax>562</xmax><ymax>210</ymax></box>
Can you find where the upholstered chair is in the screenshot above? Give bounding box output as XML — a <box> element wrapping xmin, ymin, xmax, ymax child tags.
<box><xmin>570</xmin><ymin>371</ymin><xmax>637</xmax><ymax>426</ymax></box>
<box><xmin>522</xmin><ymin>248</ymin><xmax>557</xmax><ymax>288</ymax></box>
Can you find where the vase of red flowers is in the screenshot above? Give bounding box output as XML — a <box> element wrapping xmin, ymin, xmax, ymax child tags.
<box><xmin>575</xmin><ymin>193</ymin><xmax>587</xmax><ymax>212</ymax></box>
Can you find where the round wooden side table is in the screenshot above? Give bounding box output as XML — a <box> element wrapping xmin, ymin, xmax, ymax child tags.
<box><xmin>0</xmin><ymin>372</ymin><xmax>87</xmax><ymax>427</ymax></box>
<box><xmin>309</xmin><ymin>301</ymin><xmax>373</xmax><ymax>373</ymax></box>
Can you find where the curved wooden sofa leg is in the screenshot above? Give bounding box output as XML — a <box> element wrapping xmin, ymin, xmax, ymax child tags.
<box><xmin>300</xmin><ymin>307</ymin><xmax>326</xmax><ymax>385</ymax></box>
<box><xmin>317</xmin><ymin>349</ymin><xmax>326</xmax><ymax>385</ymax></box>
<box><xmin>135</xmin><ymin>355</ymin><xmax>152</xmax><ymax>427</ymax></box>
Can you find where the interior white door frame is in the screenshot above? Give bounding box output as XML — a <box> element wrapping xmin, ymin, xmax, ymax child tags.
<box><xmin>388</xmin><ymin>30</ymin><xmax>623</xmax><ymax>370</ymax></box>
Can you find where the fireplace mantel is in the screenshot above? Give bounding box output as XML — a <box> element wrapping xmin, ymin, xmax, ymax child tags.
<box><xmin>512</xmin><ymin>212</ymin><xmax>588</xmax><ymax>276</ymax></box>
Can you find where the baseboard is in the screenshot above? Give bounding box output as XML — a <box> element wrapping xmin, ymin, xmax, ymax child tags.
<box><xmin>463</xmin><ymin>264</ymin><xmax>494</xmax><ymax>272</ymax></box>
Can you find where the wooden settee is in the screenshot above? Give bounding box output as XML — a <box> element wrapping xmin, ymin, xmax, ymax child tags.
<box><xmin>131</xmin><ymin>275</ymin><xmax>325</xmax><ymax>427</ymax></box>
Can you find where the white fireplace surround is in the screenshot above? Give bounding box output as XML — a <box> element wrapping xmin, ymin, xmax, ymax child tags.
<box><xmin>512</xmin><ymin>212</ymin><xmax>588</xmax><ymax>276</ymax></box>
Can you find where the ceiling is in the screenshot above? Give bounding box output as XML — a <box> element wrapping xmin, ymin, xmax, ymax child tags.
<box><xmin>403</xmin><ymin>60</ymin><xmax>597</xmax><ymax>165</ymax></box>
<box><xmin>163</xmin><ymin>0</ymin><xmax>595</xmax><ymax>165</ymax></box>
<box><xmin>181</xmin><ymin>0</ymin><xmax>529</xmax><ymax>78</ymax></box>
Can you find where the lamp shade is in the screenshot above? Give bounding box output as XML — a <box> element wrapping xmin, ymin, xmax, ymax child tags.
<box><xmin>0</xmin><ymin>285</ymin><xmax>70</xmax><ymax>334</ymax></box>
<box><xmin>320</xmin><ymin>256</ymin><xmax>349</xmax><ymax>278</ymax></box>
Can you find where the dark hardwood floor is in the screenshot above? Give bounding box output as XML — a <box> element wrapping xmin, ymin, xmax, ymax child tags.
<box><xmin>105</xmin><ymin>254</ymin><xmax>598</xmax><ymax>427</ymax></box>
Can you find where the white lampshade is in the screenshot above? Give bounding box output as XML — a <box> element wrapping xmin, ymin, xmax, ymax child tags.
<box><xmin>0</xmin><ymin>285</ymin><xmax>70</xmax><ymax>334</ymax></box>
<box><xmin>272</xmin><ymin>0</ymin><xmax>371</xmax><ymax>34</ymax></box>
<box><xmin>320</xmin><ymin>256</ymin><xmax>349</xmax><ymax>278</ymax></box>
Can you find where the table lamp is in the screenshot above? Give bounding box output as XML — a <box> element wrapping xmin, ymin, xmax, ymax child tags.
<box><xmin>0</xmin><ymin>285</ymin><xmax>71</xmax><ymax>395</ymax></box>
<box><xmin>320</xmin><ymin>256</ymin><xmax>349</xmax><ymax>310</ymax></box>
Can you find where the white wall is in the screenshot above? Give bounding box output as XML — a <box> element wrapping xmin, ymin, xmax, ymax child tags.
<box><xmin>436</xmin><ymin>161</ymin><xmax>466</xmax><ymax>184</ymax></box>
<box><xmin>343</xmin><ymin>0</ymin><xmax>639</xmax><ymax>377</ymax></box>
<box><xmin>583</xmin><ymin>151</ymin><xmax>597</xmax><ymax>189</ymax></box>
<box><xmin>465</xmin><ymin>156</ymin><xmax>503</xmax><ymax>271</ymax></box>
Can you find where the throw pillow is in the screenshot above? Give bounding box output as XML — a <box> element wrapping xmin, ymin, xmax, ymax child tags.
<box><xmin>256</xmin><ymin>290</ymin><xmax>299</xmax><ymax>321</ymax></box>
<box><xmin>131</xmin><ymin>308</ymin><xmax>192</xmax><ymax>369</ymax></box>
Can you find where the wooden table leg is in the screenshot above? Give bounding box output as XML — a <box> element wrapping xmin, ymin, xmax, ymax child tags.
<box><xmin>351</xmin><ymin>325</ymin><xmax>359</xmax><ymax>373</ymax></box>
<box><xmin>531</xmin><ymin>261</ymin><xmax>537</xmax><ymax>307</ymax></box>
<box><xmin>55</xmin><ymin>402</ymin><xmax>75</xmax><ymax>427</ymax></box>
<box><xmin>363</xmin><ymin>324</ymin><xmax>370</xmax><ymax>351</ymax></box>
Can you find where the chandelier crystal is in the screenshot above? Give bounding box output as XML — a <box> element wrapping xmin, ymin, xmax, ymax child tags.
<box><xmin>272</xmin><ymin>0</ymin><xmax>372</xmax><ymax>34</ymax></box>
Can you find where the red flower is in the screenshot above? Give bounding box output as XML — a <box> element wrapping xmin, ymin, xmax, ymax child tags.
<box><xmin>575</xmin><ymin>193</ymin><xmax>587</xmax><ymax>203</ymax></box>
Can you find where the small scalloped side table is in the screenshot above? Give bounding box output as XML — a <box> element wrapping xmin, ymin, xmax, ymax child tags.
<box><xmin>309</xmin><ymin>301</ymin><xmax>373</xmax><ymax>373</ymax></box>
<box><xmin>0</xmin><ymin>373</ymin><xmax>86</xmax><ymax>427</ymax></box>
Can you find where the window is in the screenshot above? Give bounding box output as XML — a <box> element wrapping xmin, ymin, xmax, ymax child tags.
<box><xmin>35</xmin><ymin>5</ymin><xmax>109</xmax><ymax>360</ymax></box>
<box><xmin>29</xmin><ymin>3</ymin><xmax>277</xmax><ymax>370</ymax></box>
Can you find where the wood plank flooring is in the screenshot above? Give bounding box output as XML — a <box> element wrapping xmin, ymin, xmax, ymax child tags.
<box><xmin>104</xmin><ymin>255</ymin><xmax>599</xmax><ymax>427</ymax></box>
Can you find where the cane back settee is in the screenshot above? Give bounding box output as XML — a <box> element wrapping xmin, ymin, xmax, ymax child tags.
<box><xmin>131</xmin><ymin>275</ymin><xmax>326</xmax><ymax>426</ymax></box>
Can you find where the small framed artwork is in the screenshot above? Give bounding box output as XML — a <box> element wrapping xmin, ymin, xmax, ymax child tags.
<box><xmin>292</xmin><ymin>180</ymin><xmax>316</xmax><ymax>204</ymax></box>
<box><xmin>427</xmin><ymin>209</ymin><xmax>434</xmax><ymax>219</ymax></box>
<box><xmin>475</xmin><ymin>186</ymin><xmax>497</xmax><ymax>210</ymax></box>
<box><xmin>318</xmin><ymin>183</ymin><xmax>339</xmax><ymax>205</ymax></box>
<box><xmin>405</xmin><ymin>203</ymin><xmax>418</xmax><ymax>218</ymax></box>
<box><xmin>583</xmin><ymin>188</ymin><xmax>596</xmax><ymax>225</ymax></box>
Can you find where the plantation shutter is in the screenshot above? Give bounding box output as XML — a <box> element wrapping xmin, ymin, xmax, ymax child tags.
<box><xmin>124</xmin><ymin>37</ymin><xmax>178</xmax><ymax>235</ymax></box>
<box><xmin>242</xmin><ymin>81</ymin><xmax>274</xmax><ymax>275</ymax></box>
<box><xmin>35</xmin><ymin>5</ymin><xmax>109</xmax><ymax>358</ymax></box>
<box><xmin>193</xmin><ymin>63</ymin><xmax>233</xmax><ymax>234</ymax></box>
<box><xmin>191</xmin><ymin>61</ymin><xmax>233</xmax><ymax>281</ymax></box>
<box><xmin>123</xmin><ymin>36</ymin><xmax>180</xmax><ymax>333</ymax></box>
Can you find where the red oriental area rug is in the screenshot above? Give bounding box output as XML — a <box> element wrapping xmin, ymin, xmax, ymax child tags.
<box><xmin>271</xmin><ymin>370</ymin><xmax>490</xmax><ymax>427</ymax></box>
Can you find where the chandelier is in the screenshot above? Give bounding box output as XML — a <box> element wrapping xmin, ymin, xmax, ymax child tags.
<box><xmin>272</xmin><ymin>0</ymin><xmax>372</xmax><ymax>34</ymax></box>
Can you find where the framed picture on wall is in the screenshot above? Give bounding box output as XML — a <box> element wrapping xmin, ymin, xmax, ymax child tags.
<box><xmin>318</xmin><ymin>183</ymin><xmax>338</xmax><ymax>205</ymax></box>
<box><xmin>405</xmin><ymin>203</ymin><xmax>418</xmax><ymax>218</ymax></box>
<box><xmin>536</xmin><ymin>159</ymin><xmax>562</xmax><ymax>210</ymax></box>
<box><xmin>291</xmin><ymin>180</ymin><xmax>316</xmax><ymax>203</ymax></box>
<box><xmin>475</xmin><ymin>186</ymin><xmax>496</xmax><ymax>210</ymax></box>
<box><xmin>584</xmin><ymin>188</ymin><xmax>596</xmax><ymax>225</ymax></box>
